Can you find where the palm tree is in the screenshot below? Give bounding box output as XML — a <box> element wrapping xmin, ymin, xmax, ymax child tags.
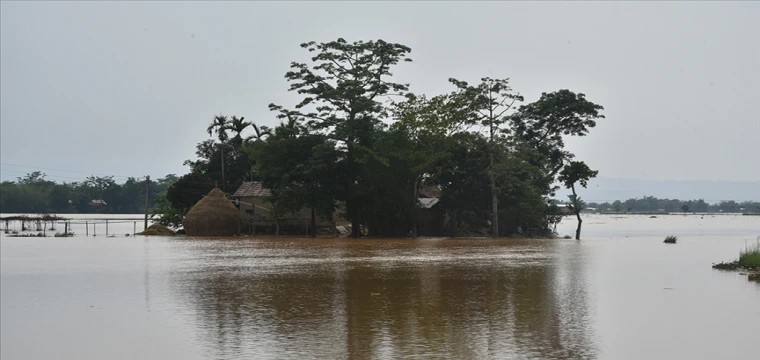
<box><xmin>244</xmin><ymin>123</ymin><xmax>273</xmax><ymax>143</ymax></box>
<box><xmin>226</xmin><ymin>116</ymin><xmax>250</xmax><ymax>148</ymax></box>
<box><xmin>278</xmin><ymin>113</ymin><xmax>304</xmax><ymax>138</ymax></box>
<box><xmin>207</xmin><ymin>114</ymin><xmax>230</xmax><ymax>190</ymax></box>
<box><xmin>207</xmin><ymin>114</ymin><xmax>230</xmax><ymax>142</ymax></box>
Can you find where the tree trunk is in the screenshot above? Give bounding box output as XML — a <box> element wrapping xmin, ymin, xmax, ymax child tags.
<box><xmin>275</xmin><ymin>221</ymin><xmax>280</xmax><ymax>236</ymax></box>
<box><xmin>350</xmin><ymin>203</ymin><xmax>360</xmax><ymax>238</ymax></box>
<box><xmin>572</xmin><ymin>184</ymin><xmax>582</xmax><ymax>240</ymax></box>
<box><xmin>449</xmin><ymin>208</ymin><xmax>458</xmax><ymax>237</ymax></box>
<box><xmin>490</xmin><ymin>152</ymin><xmax>498</xmax><ymax>237</ymax></box>
<box><xmin>310</xmin><ymin>207</ymin><xmax>316</xmax><ymax>238</ymax></box>
<box><xmin>412</xmin><ymin>176</ymin><xmax>419</xmax><ymax>238</ymax></box>
<box><xmin>220</xmin><ymin>143</ymin><xmax>225</xmax><ymax>192</ymax></box>
<box><xmin>347</xmin><ymin>138</ymin><xmax>360</xmax><ymax>239</ymax></box>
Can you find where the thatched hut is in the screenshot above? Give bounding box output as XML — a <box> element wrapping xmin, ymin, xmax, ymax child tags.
<box><xmin>183</xmin><ymin>188</ymin><xmax>245</xmax><ymax>236</ymax></box>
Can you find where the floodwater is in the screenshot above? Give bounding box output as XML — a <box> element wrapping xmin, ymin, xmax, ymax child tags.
<box><xmin>1</xmin><ymin>214</ymin><xmax>759</xmax><ymax>360</ymax></box>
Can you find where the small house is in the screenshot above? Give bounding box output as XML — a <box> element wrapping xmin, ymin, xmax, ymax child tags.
<box><xmin>88</xmin><ymin>199</ymin><xmax>110</xmax><ymax>213</ymax></box>
<box><xmin>232</xmin><ymin>182</ymin><xmax>342</xmax><ymax>235</ymax></box>
<box><xmin>232</xmin><ymin>182</ymin><xmax>271</xmax><ymax>216</ymax></box>
<box><xmin>417</xmin><ymin>197</ymin><xmax>447</xmax><ymax>236</ymax></box>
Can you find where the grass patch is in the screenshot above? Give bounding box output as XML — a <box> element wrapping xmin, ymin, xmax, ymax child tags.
<box><xmin>663</xmin><ymin>235</ymin><xmax>677</xmax><ymax>244</ymax></box>
<box><xmin>738</xmin><ymin>240</ymin><xmax>760</xmax><ymax>267</ymax></box>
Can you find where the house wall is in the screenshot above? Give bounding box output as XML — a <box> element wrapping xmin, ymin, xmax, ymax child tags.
<box><xmin>236</xmin><ymin>196</ymin><xmax>339</xmax><ymax>228</ymax></box>
<box><xmin>418</xmin><ymin>208</ymin><xmax>446</xmax><ymax>237</ymax></box>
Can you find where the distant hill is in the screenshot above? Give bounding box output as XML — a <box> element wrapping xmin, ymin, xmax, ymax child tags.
<box><xmin>554</xmin><ymin>177</ymin><xmax>760</xmax><ymax>204</ymax></box>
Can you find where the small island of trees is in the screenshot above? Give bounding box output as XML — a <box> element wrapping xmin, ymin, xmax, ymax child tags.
<box><xmin>152</xmin><ymin>38</ymin><xmax>605</xmax><ymax>238</ymax></box>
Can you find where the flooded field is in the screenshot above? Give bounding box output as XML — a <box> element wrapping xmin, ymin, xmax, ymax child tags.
<box><xmin>1</xmin><ymin>214</ymin><xmax>759</xmax><ymax>359</ymax></box>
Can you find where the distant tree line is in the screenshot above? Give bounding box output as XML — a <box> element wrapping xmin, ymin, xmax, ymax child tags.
<box><xmin>585</xmin><ymin>197</ymin><xmax>760</xmax><ymax>213</ymax></box>
<box><xmin>155</xmin><ymin>38</ymin><xmax>607</xmax><ymax>238</ymax></box>
<box><xmin>0</xmin><ymin>171</ymin><xmax>177</xmax><ymax>214</ymax></box>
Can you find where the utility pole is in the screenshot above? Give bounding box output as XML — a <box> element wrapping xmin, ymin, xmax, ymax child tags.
<box><xmin>144</xmin><ymin>175</ymin><xmax>150</xmax><ymax>230</ymax></box>
<box><xmin>220</xmin><ymin>142</ymin><xmax>225</xmax><ymax>192</ymax></box>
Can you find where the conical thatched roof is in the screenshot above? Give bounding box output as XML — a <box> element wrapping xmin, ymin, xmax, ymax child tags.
<box><xmin>183</xmin><ymin>188</ymin><xmax>244</xmax><ymax>236</ymax></box>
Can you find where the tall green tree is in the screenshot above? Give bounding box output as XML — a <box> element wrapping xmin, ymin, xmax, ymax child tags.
<box><xmin>558</xmin><ymin>161</ymin><xmax>598</xmax><ymax>240</ymax></box>
<box><xmin>186</xmin><ymin>136</ymin><xmax>253</xmax><ymax>192</ymax></box>
<box><xmin>269</xmin><ymin>38</ymin><xmax>413</xmax><ymax>237</ymax></box>
<box><xmin>434</xmin><ymin>132</ymin><xmax>493</xmax><ymax>236</ymax></box>
<box><xmin>448</xmin><ymin>78</ymin><xmax>523</xmax><ymax>237</ymax></box>
<box><xmin>206</xmin><ymin>114</ymin><xmax>230</xmax><ymax>141</ymax></box>
<box><xmin>511</xmin><ymin>90</ymin><xmax>605</xmax><ymax>177</ymax></box>
<box><xmin>225</xmin><ymin>116</ymin><xmax>250</xmax><ymax>148</ymax></box>
<box><xmin>391</xmin><ymin>94</ymin><xmax>466</xmax><ymax>237</ymax></box>
<box><xmin>244</xmin><ymin>123</ymin><xmax>272</xmax><ymax>144</ymax></box>
<box><xmin>207</xmin><ymin>114</ymin><xmax>231</xmax><ymax>190</ymax></box>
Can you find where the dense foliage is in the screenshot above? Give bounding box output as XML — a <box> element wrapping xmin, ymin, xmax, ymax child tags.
<box><xmin>587</xmin><ymin>197</ymin><xmax>760</xmax><ymax>213</ymax></box>
<box><xmin>156</xmin><ymin>38</ymin><xmax>606</xmax><ymax>237</ymax></box>
<box><xmin>0</xmin><ymin>171</ymin><xmax>177</xmax><ymax>214</ymax></box>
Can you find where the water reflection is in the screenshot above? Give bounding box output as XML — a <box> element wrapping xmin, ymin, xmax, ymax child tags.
<box><xmin>170</xmin><ymin>238</ymin><xmax>597</xmax><ymax>359</ymax></box>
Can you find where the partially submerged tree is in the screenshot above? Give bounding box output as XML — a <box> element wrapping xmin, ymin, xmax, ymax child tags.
<box><xmin>390</xmin><ymin>93</ymin><xmax>470</xmax><ymax>237</ymax></box>
<box><xmin>269</xmin><ymin>38</ymin><xmax>413</xmax><ymax>237</ymax></box>
<box><xmin>448</xmin><ymin>78</ymin><xmax>523</xmax><ymax>237</ymax></box>
<box><xmin>558</xmin><ymin>161</ymin><xmax>598</xmax><ymax>240</ymax></box>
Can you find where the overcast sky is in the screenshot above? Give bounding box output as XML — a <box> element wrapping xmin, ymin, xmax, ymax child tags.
<box><xmin>1</xmin><ymin>1</ymin><xmax>758</xmax><ymax>184</ymax></box>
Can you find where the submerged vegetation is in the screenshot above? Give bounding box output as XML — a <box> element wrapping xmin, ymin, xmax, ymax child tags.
<box><xmin>664</xmin><ymin>235</ymin><xmax>678</xmax><ymax>244</ymax></box>
<box><xmin>713</xmin><ymin>240</ymin><xmax>760</xmax><ymax>282</ymax></box>
<box><xmin>738</xmin><ymin>241</ymin><xmax>760</xmax><ymax>267</ymax></box>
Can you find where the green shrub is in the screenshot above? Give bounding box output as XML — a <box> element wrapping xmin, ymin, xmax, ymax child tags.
<box><xmin>738</xmin><ymin>240</ymin><xmax>760</xmax><ymax>267</ymax></box>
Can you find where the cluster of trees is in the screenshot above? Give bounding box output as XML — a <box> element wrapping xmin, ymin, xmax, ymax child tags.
<box><xmin>0</xmin><ymin>171</ymin><xmax>177</xmax><ymax>214</ymax></box>
<box><xmin>586</xmin><ymin>197</ymin><xmax>760</xmax><ymax>213</ymax></box>
<box><xmin>158</xmin><ymin>38</ymin><xmax>605</xmax><ymax>238</ymax></box>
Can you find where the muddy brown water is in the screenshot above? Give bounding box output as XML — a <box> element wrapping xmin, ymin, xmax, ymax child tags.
<box><xmin>1</xmin><ymin>214</ymin><xmax>759</xmax><ymax>359</ymax></box>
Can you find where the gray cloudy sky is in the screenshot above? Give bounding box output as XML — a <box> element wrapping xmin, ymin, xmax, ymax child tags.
<box><xmin>1</xmin><ymin>1</ymin><xmax>758</xmax><ymax>184</ymax></box>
